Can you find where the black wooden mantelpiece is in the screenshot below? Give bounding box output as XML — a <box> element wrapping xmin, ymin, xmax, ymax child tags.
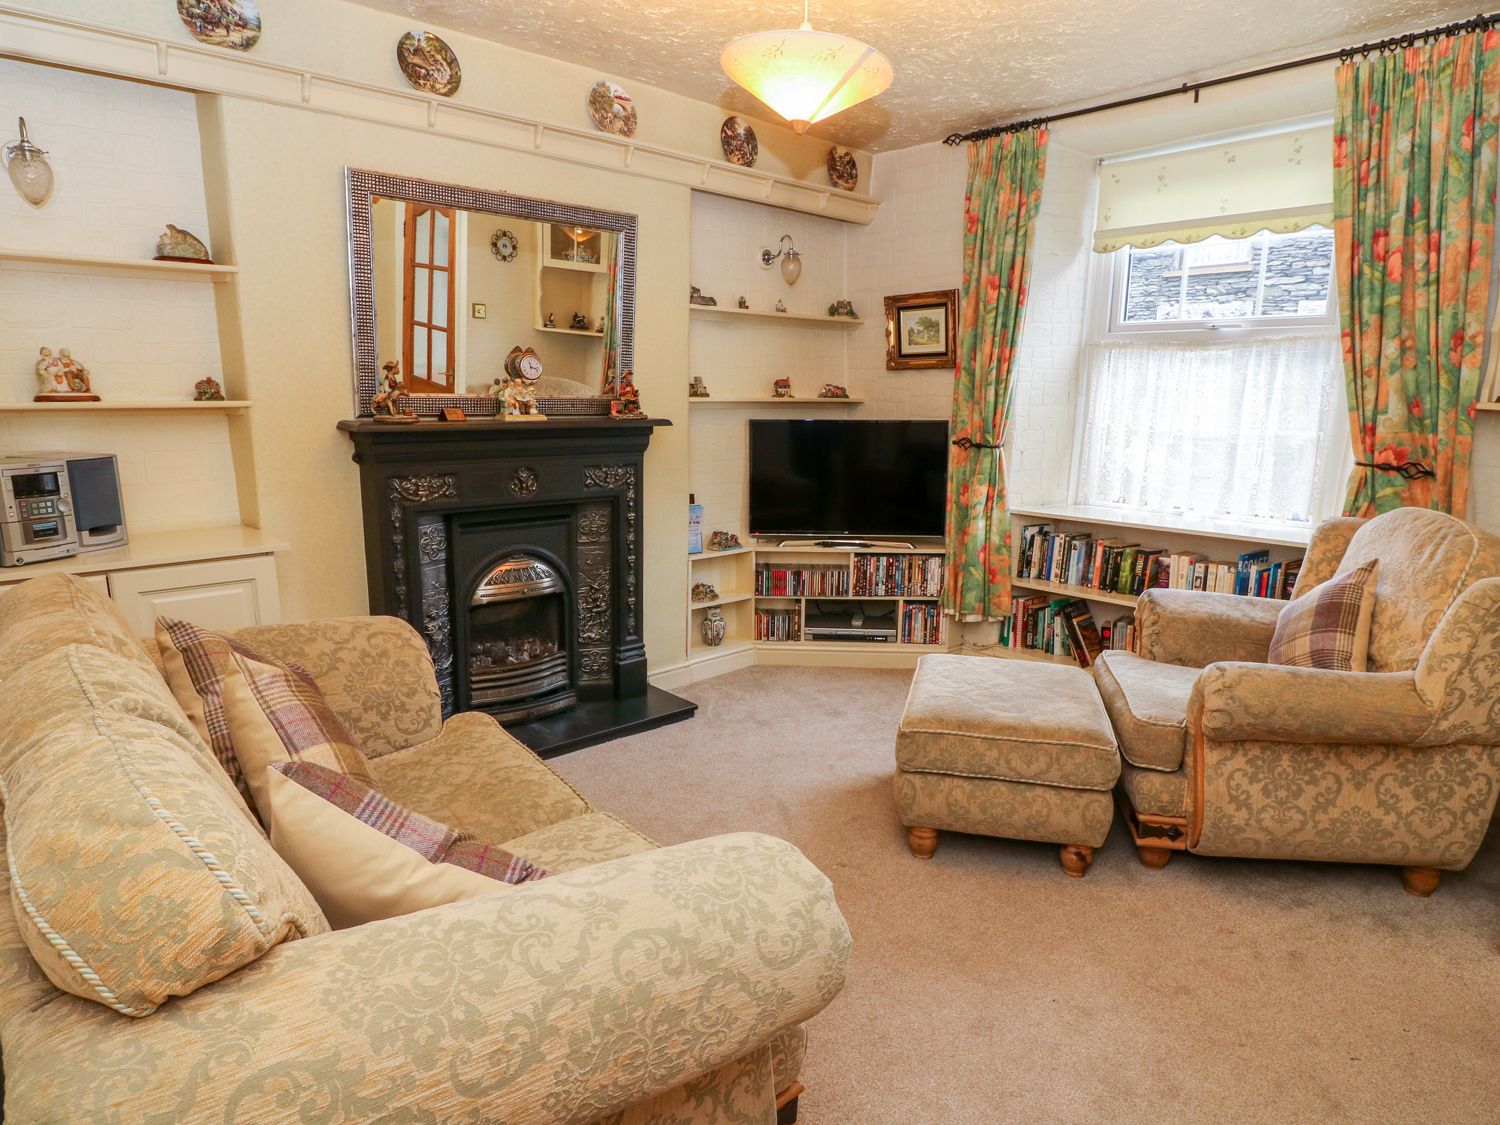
<box><xmin>339</xmin><ymin>416</ymin><xmax>694</xmax><ymax>754</ymax></box>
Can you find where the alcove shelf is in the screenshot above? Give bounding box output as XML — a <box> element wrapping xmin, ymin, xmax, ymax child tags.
<box><xmin>0</xmin><ymin>248</ymin><xmax>237</xmax><ymax>282</ymax></box>
<box><xmin>688</xmin><ymin>304</ymin><xmax>864</xmax><ymax>328</ymax></box>
<box><xmin>0</xmin><ymin>401</ymin><xmax>252</xmax><ymax>415</ymax></box>
<box><xmin>688</xmin><ymin>396</ymin><xmax>865</xmax><ymax>407</ymax></box>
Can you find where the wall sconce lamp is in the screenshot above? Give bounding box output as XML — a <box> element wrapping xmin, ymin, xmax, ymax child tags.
<box><xmin>761</xmin><ymin>234</ymin><xmax>802</xmax><ymax>286</ymax></box>
<box><xmin>4</xmin><ymin>118</ymin><xmax>54</xmax><ymax>207</ymax></box>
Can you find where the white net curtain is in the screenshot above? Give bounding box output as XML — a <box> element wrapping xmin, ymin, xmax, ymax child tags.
<box><xmin>1074</xmin><ymin>334</ymin><xmax>1344</xmax><ymax>525</ymax></box>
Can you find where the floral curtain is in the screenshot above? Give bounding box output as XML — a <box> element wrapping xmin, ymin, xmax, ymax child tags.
<box><xmin>944</xmin><ymin>128</ymin><xmax>1048</xmax><ymax>621</ymax></box>
<box><xmin>1334</xmin><ymin>29</ymin><xmax>1500</xmax><ymax>516</ymax></box>
<box><xmin>599</xmin><ymin>232</ymin><xmax>621</xmax><ymax>393</ymax></box>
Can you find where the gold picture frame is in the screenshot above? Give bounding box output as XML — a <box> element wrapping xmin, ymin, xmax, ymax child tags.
<box><xmin>884</xmin><ymin>289</ymin><xmax>958</xmax><ymax>370</ymax></box>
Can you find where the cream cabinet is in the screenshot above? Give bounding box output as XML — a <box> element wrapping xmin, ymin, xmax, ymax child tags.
<box><xmin>105</xmin><ymin>556</ymin><xmax>280</xmax><ymax>635</ymax></box>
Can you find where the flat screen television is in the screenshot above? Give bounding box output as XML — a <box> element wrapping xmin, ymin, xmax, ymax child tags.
<box><xmin>748</xmin><ymin>419</ymin><xmax>949</xmax><ymax>539</ymax></box>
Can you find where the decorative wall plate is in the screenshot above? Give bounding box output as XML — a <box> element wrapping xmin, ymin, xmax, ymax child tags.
<box><xmin>176</xmin><ymin>0</ymin><xmax>261</xmax><ymax>51</ymax></box>
<box><xmin>397</xmin><ymin>31</ymin><xmax>461</xmax><ymax>97</ymax></box>
<box><xmin>490</xmin><ymin>229</ymin><xmax>518</xmax><ymax>262</ymax></box>
<box><xmin>827</xmin><ymin>147</ymin><xmax>859</xmax><ymax>192</ymax></box>
<box><xmin>587</xmin><ymin>81</ymin><xmax>638</xmax><ymax>138</ymax></box>
<box><xmin>720</xmin><ymin>116</ymin><xmax>758</xmax><ymax>167</ymax></box>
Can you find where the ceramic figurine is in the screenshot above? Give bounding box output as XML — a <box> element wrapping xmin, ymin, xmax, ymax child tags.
<box><xmin>828</xmin><ymin>300</ymin><xmax>858</xmax><ymax>318</ymax></box>
<box><xmin>504</xmin><ymin>378</ymin><xmax>542</xmax><ymax>418</ymax></box>
<box><xmin>688</xmin><ymin>375</ymin><xmax>711</xmax><ymax>398</ymax></box>
<box><xmin>544</xmin><ymin>312</ymin><xmax>556</xmax><ymax>328</ymax></box>
<box><xmin>775</xmin><ymin>299</ymin><xmax>787</xmax><ymax>313</ymax></box>
<box><xmin>707</xmin><ymin>530</ymin><xmax>743</xmax><ymax>552</ymax></box>
<box><xmin>610</xmin><ymin>370</ymin><xmax>643</xmax><ymax>417</ymax></box>
<box><xmin>194</xmin><ymin>376</ymin><xmax>226</xmax><ymax>401</ymax></box>
<box><xmin>737</xmin><ymin>296</ymin><xmax>749</xmax><ymax>309</ymax></box>
<box><xmin>700</xmin><ymin>607</ymin><xmax>728</xmax><ymax>647</ymax></box>
<box><xmin>154</xmin><ymin>224</ymin><xmax>211</xmax><ymax>262</ymax></box>
<box><xmin>689</xmin><ymin>286</ymin><xmax>718</xmax><ymax>307</ymax></box>
<box><xmin>818</xmin><ymin>383</ymin><xmax>850</xmax><ymax>399</ymax></box>
<box><xmin>596</xmin><ymin>314</ymin><xmax>606</xmax><ymax>332</ymax></box>
<box><xmin>569</xmin><ymin>311</ymin><xmax>589</xmax><ymax>330</ymax></box>
<box><xmin>691</xmin><ymin>581</ymin><xmax>719</xmax><ymax>603</ymax></box>
<box><xmin>371</xmin><ymin>360</ymin><xmax>417</xmax><ymax>423</ymax></box>
<box><xmin>772</xmin><ymin>377</ymin><xmax>794</xmax><ymax>398</ymax></box>
<box><xmin>34</xmin><ymin>346</ymin><xmax>98</xmax><ymax>402</ymax></box>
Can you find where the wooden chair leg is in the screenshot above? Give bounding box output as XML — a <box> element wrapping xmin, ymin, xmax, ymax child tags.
<box><xmin>1137</xmin><ymin>845</ymin><xmax>1172</xmax><ymax>870</ymax></box>
<box><xmin>907</xmin><ymin>827</ymin><xmax>938</xmax><ymax>859</ymax></box>
<box><xmin>1059</xmin><ymin>844</ymin><xmax>1094</xmax><ymax>878</ymax></box>
<box><xmin>1402</xmin><ymin>866</ymin><xmax>1440</xmax><ymax>897</ymax></box>
<box><xmin>775</xmin><ymin>1082</ymin><xmax>804</xmax><ymax>1124</ymax></box>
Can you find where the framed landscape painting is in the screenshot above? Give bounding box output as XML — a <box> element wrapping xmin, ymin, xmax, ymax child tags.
<box><xmin>884</xmin><ymin>289</ymin><xmax>958</xmax><ymax>369</ymax></box>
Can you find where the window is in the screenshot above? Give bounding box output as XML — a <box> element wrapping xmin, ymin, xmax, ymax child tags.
<box><xmin>1112</xmin><ymin>228</ymin><xmax>1336</xmax><ymax>333</ymax></box>
<box><xmin>402</xmin><ymin>202</ymin><xmax>457</xmax><ymax>394</ymax></box>
<box><xmin>1075</xmin><ymin>127</ymin><xmax>1347</xmax><ymax>528</ymax></box>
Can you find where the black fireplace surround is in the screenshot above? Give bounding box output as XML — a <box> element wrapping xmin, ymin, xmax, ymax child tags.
<box><xmin>340</xmin><ymin>416</ymin><xmax>694</xmax><ymax>754</ymax></box>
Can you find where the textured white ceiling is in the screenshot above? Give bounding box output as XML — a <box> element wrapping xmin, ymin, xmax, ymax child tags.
<box><xmin>343</xmin><ymin>0</ymin><xmax>1481</xmax><ymax>151</ymax></box>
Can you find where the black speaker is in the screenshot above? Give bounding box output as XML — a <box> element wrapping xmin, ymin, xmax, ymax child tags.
<box><xmin>65</xmin><ymin>454</ymin><xmax>127</xmax><ymax>552</ymax></box>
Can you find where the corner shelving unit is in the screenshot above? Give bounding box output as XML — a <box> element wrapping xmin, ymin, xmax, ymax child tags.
<box><xmin>688</xmin><ymin>304</ymin><xmax>863</xmax><ymax>329</ymax></box>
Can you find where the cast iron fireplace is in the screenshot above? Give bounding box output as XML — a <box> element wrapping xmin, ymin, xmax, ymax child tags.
<box><xmin>467</xmin><ymin>555</ymin><xmax>574</xmax><ymax>721</ymax></box>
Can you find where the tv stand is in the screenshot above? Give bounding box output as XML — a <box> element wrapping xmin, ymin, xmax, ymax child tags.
<box><xmin>777</xmin><ymin>538</ymin><xmax>916</xmax><ymax>550</ymax></box>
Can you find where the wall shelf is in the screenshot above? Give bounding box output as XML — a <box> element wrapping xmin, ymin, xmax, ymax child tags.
<box><xmin>0</xmin><ymin>400</ymin><xmax>251</xmax><ymax>415</ymax></box>
<box><xmin>689</xmin><ymin>591</ymin><xmax>754</xmax><ymax>610</ymax></box>
<box><xmin>1011</xmin><ymin>576</ymin><xmax>1140</xmax><ymax>608</ymax></box>
<box><xmin>1476</xmin><ymin>402</ymin><xmax>1500</xmax><ymax>412</ymax></box>
<box><xmin>688</xmin><ymin>305</ymin><xmax>865</xmax><ymax>328</ymax></box>
<box><xmin>1010</xmin><ymin>503</ymin><xmax>1313</xmax><ymax>549</ymax></box>
<box><xmin>534</xmin><ymin>325</ymin><xmax>604</xmax><ymax>339</ymax></box>
<box><xmin>689</xmin><ymin>396</ymin><xmax>864</xmax><ymax>407</ymax></box>
<box><xmin>0</xmin><ymin>248</ymin><xmax>237</xmax><ymax>282</ymax></box>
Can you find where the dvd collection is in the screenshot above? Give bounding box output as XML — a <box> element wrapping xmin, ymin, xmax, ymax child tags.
<box><xmin>755</xmin><ymin>564</ymin><xmax>851</xmax><ymax>597</ymax></box>
<box><xmin>755</xmin><ymin>606</ymin><xmax>802</xmax><ymax>642</ymax></box>
<box><xmin>852</xmin><ymin>553</ymin><xmax>944</xmax><ymax>598</ymax></box>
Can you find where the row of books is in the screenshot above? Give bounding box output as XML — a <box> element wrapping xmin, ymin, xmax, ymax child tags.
<box><xmin>900</xmin><ymin>603</ymin><xmax>947</xmax><ymax>646</ymax></box>
<box><xmin>754</xmin><ymin>607</ymin><xmax>802</xmax><ymax>643</ymax></box>
<box><xmin>998</xmin><ymin>595</ymin><xmax>1137</xmax><ymax>667</ymax></box>
<box><xmin>1016</xmin><ymin>524</ymin><xmax>1301</xmax><ymax>600</ymax></box>
<box><xmin>852</xmin><ymin>554</ymin><xmax>944</xmax><ymax>598</ymax></box>
<box><xmin>755</xmin><ymin>564</ymin><xmax>850</xmax><ymax>598</ymax></box>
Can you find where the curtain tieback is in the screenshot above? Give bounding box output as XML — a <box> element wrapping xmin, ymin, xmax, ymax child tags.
<box><xmin>952</xmin><ymin>436</ymin><xmax>1002</xmax><ymax>451</ymax></box>
<box><xmin>1355</xmin><ymin>458</ymin><xmax>1436</xmax><ymax>481</ymax></box>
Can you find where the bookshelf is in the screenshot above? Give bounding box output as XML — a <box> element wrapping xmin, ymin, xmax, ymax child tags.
<box><xmin>683</xmin><ymin>541</ymin><xmax>957</xmax><ymax>676</ymax></box>
<box><xmin>1003</xmin><ymin>504</ymin><xmax>1313</xmax><ymax>666</ymax></box>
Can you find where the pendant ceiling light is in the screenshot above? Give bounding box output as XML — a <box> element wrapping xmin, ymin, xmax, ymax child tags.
<box><xmin>720</xmin><ymin>2</ymin><xmax>893</xmax><ymax>135</ymax></box>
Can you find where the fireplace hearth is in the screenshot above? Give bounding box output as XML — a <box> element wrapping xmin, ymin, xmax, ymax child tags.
<box><xmin>340</xmin><ymin>416</ymin><xmax>695</xmax><ymax>754</ymax></box>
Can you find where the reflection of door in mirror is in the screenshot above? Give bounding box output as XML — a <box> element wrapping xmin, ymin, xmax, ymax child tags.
<box><xmin>402</xmin><ymin>202</ymin><xmax>456</xmax><ymax>394</ymax></box>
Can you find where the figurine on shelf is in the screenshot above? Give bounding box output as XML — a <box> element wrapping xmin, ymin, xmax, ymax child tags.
<box><xmin>737</xmin><ymin>296</ymin><xmax>749</xmax><ymax>309</ymax></box>
<box><xmin>544</xmin><ymin>312</ymin><xmax>556</xmax><ymax>328</ymax></box>
<box><xmin>569</xmin><ymin>311</ymin><xmax>589</xmax><ymax>330</ymax></box>
<box><xmin>34</xmin><ymin>347</ymin><xmax>99</xmax><ymax>402</ymax></box>
<box><xmin>691</xmin><ymin>581</ymin><xmax>719</xmax><ymax>603</ymax></box>
<box><xmin>701</xmin><ymin>607</ymin><xmax>728</xmax><ymax>647</ymax></box>
<box><xmin>775</xmin><ymin>299</ymin><xmax>787</xmax><ymax>313</ymax></box>
<box><xmin>503</xmin><ymin>377</ymin><xmax>544</xmax><ymax>419</ymax></box>
<box><xmin>610</xmin><ymin>369</ymin><xmax>643</xmax><ymax>417</ymax></box>
<box><xmin>689</xmin><ymin>285</ymin><xmax>718</xmax><ymax>307</ymax></box>
<box><xmin>772</xmin><ymin>376</ymin><xmax>794</xmax><ymax>398</ymax></box>
<box><xmin>194</xmin><ymin>376</ymin><xmax>226</xmax><ymax>402</ymax></box>
<box><xmin>154</xmin><ymin>224</ymin><xmax>212</xmax><ymax>263</ymax></box>
<box><xmin>688</xmin><ymin>375</ymin><xmax>711</xmax><ymax>398</ymax></box>
<box><xmin>371</xmin><ymin>360</ymin><xmax>417</xmax><ymax>423</ymax></box>
<box><xmin>818</xmin><ymin>383</ymin><xmax>850</xmax><ymax>399</ymax></box>
<box><xmin>707</xmin><ymin>530</ymin><xmax>743</xmax><ymax>552</ymax></box>
<box><xmin>828</xmin><ymin>299</ymin><xmax>858</xmax><ymax>319</ymax></box>
<box><xmin>596</xmin><ymin>314</ymin><xmax>606</xmax><ymax>332</ymax></box>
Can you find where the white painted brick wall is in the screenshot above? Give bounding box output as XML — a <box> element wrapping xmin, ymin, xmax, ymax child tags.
<box><xmin>0</xmin><ymin>58</ymin><xmax>237</xmax><ymax>533</ymax></box>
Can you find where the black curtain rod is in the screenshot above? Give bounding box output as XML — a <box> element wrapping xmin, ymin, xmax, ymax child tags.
<box><xmin>943</xmin><ymin>10</ymin><xmax>1500</xmax><ymax>144</ymax></box>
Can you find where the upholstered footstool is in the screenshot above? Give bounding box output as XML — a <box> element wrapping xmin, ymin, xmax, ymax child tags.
<box><xmin>893</xmin><ymin>654</ymin><xmax>1120</xmax><ymax>876</ymax></box>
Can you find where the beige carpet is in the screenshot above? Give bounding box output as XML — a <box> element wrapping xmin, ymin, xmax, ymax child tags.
<box><xmin>551</xmin><ymin>666</ymin><xmax>1500</xmax><ymax>1124</ymax></box>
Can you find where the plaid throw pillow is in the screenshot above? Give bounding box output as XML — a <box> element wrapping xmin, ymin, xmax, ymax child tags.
<box><xmin>222</xmin><ymin>651</ymin><xmax>377</xmax><ymax>831</ymax></box>
<box><xmin>1268</xmin><ymin>559</ymin><xmax>1379</xmax><ymax>672</ymax></box>
<box><xmin>155</xmin><ymin>617</ymin><xmax>265</xmax><ymax>805</ymax></box>
<box><xmin>267</xmin><ymin>762</ymin><xmax>549</xmax><ymax>927</ymax></box>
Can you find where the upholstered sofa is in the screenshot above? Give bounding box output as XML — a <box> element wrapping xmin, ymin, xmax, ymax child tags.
<box><xmin>0</xmin><ymin>574</ymin><xmax>849</xmax><ymax>1122</ymax></box>
<box><xmin>1094</xmin><ymin>507</ymin><xmax>1500</xmax><ymax>895</ymax></box>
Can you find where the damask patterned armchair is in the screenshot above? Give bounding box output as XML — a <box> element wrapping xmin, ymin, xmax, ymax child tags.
<box><xmin>1093</xmin><ymin>507</ymin><xmax>1500</xmax><ymax>895</ymax></box>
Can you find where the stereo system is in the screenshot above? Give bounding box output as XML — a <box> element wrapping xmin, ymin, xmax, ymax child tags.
<box><xmin>0</xmin><ymin>453</ymin><xmax>127</xmax><ymax>567</ymax></box>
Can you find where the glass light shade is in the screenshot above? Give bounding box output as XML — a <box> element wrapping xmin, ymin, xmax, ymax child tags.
<box><xmin>4</xmin><ymin>119</ymin><xmax>53</xmax><ymax>207</ymax></box>
<box><xmin>780</xmin><ymin>250</ymin><xmax>802</xmax><ymax>285</ymax></box>
<box><xmin>721</xmin><ymin>24</ymin><xmax>892</xmax><ymax>133</ymax></box>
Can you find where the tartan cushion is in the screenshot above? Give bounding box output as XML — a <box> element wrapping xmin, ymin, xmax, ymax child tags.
<box><xmin>223</xmin><ymin>651</ymin><xmax>377</xmax><ymax>830</ymax></box>
<box><xmin>1268</xmin><ymin>559</ymin><xmax>1379</xmax><ymax>672</ymax></box>
<box><xmin>272</xmin><ymin>761</ymin><xmax>548</xmax><ymax>886</ymax></box>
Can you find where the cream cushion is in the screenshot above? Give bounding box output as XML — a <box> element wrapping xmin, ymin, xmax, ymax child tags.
<box><xmin>265</xmin><ymin>768</ymin><xmax>509</xmax><ymax>929</ymax></box>
<box><xmin>1092</xmin><ymin>650</ymin><xmax>1197</xmax><ymax>771</ymax></box>
<box><xmin>0</xmin><ymin>646</ymin><xmax>326</xmax><ymax>1016</ymax></box>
